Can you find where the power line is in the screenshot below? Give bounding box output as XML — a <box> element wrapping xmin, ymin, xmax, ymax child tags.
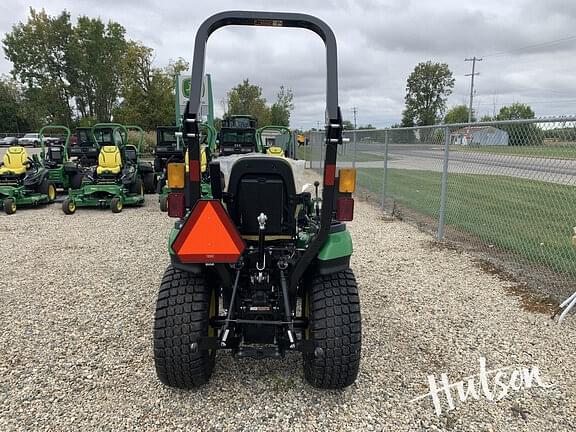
<box><xmin>481</xmin><ymin>35</ymin><xmax>576</xmax><ymax>58</ymax></box>
<box><xmin>465</xmin><ymin>57</ymin><xmax>482</xmax><ymax>122</ymax></box>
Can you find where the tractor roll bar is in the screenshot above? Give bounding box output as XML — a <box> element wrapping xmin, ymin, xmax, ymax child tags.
<box><xmin>187</xmin><ymin>11</ymin><xmax>339</xmax><ymax>120</ymax></box>
<box><xmin>184</xmin><ymin>11</ymin><xmax>343</xmax><ymax>292</ymax></box>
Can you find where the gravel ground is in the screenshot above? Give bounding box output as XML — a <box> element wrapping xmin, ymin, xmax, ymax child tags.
<box><xmin>0</xmin><ymin>190</ymin><xmax>575</xmax><ymax>431</ymax></box>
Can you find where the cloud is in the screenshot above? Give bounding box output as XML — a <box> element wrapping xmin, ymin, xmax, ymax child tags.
<box><xmin>1</xmin><ymin>0</ymin><xmax>575</xmax><ymax>127</ymax></box>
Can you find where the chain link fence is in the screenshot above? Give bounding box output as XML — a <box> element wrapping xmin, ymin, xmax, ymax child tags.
<box><xmin>299</xmin><ymin>117</ymin><xmax>576</xmax><ymax>301</ymax></box>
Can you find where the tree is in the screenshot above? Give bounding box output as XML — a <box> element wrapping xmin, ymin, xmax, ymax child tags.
<box><xmin>342</xmin><ymin>120</ymin><xmax>355</xmax><ymax>130</ymax></box>
<box><xmin>444</xmin><ymin>105</ymin><xmax>474</xmax><ymax>124</ymax></box>
<box><xmin>270</xmin><ymin>86</ymin><xmax>293</xmax><ymax>126</ymax></box>
<box><xmin>3</xmin><ymin>8</ymin><xmax>74</xmax><ymax>125</ymax></box>
<box><xmin>115</xmin><ymin>42</ymin><xmax>189</xmax><ymax>129</ymax></box>
<box><xmin>3</xmin><ymin>9</ymin><xmax>129</xmax><ymax>124</ymax></box>
<box><xmin>226</xmin><ymin>79</ymin><xmax>271</xmax><ymax>126</ymax></box>
<box><xmin>495</xmin><ymin>103</ymin><xmax>535</xmax><ymax>120</ymax></box>
<box><xmin>0</xmin><ymin>76</ymin><xmax>32</xmax><ymax>132</ymax></box>
<box><xmin>402</xmin><ymin>61</ymin><xmax>455</xmax><ymax>126</ymax></box>
<box><xmin>68</xmin><ymin>16</ymin><xmax>128</xmax><ymax>121</ymax></box>
<box><xmin>495</xmin><ymin>103</ymin><xmax>542</xmax><ymax>146</ymax></box>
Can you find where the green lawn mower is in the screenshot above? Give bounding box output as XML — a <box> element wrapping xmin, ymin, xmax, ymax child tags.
<box><xmin>256</xmin><ymin>125</ymin><xmax>293</xmax><ymax>157</ymax></box>
<box><xmin>153</xmin><ymin>11</ymin><xmax>361</xmax><ymax>390</ymax></box>
<box><xmin>62</xmin><ymin>123</ymin><xmax>145</xmax><ymax>214</ymax></box>
<box><xmin>0</xmin><ymin>146</ymin><xmax>56</xmax><ymax>214</ymax></box>
<box><xmin>157</xmin><ymin>123</ymin><xmax>217</xmax><ymax>212</ymax></box>
<box><xmin>39</xmin><ymin>125</ymin><xmax>84</xmax><ymax>191</ymax></box>
<box><xmin>125</xmin><ymin>125</ymin><xmax>156</xmax><ymax>193</ymax></box>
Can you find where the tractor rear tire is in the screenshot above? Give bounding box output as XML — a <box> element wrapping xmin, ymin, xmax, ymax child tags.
<box><xmin>3</xmin><ymin>198</ymin><xmax>16</xmax><ymax>215</ymax></box>
<box><xmin>303</xmin><ymin>268</ymin><xmax>361</xmax><ymax>389</ymax></box>
<box><xmin>159</xmin><ymin>195</ymin><xmax>168</xmax><ymax>212</ymax></box>
<box><xmin>143</xmin><ymin>172</ymin><xmax>156</xmax><ymax>194</ymax></box>
<box><xmin>153</xmin><ymin>265</ymin><xmax>216</xmax><ymax>389</ymax></box>
<box><xmin>62</xmin><ymin>198</ymin><xmax>76</xmax><ymax>215</ymax></box>
<box><xmin>110</xmin><ymin>197</ymin><xmax>123</xmax><ymax>213</ymax></box>
<box><xmin>70</xmin><ymin>173</ymin><xmax>83</xmax><ymax>190</ymax></box>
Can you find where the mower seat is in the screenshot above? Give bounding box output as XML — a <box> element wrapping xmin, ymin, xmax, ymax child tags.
<box><xmin>96</xmin><ymin>146</ymin><xmax>122</xmax><ymax>175</ymax></box>
<box><xmin>0</xmin><ymin>146</ymin><xmax>28</xmax><ymax>176</ymax></box>
<box><xmin>46</xmin><ymin>146</ymin><xmax>64</xmax><ymax>166</ymax></box>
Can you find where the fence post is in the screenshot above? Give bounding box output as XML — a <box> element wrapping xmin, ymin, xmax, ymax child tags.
<box><xmin>352</xmin><ymin>129</ymin><xmax>358</xmax><ymax>169</ymax></box>
<box><xmin>381</xmin><ymin>129</ymin><xmax>389</xmax><ymax>209</ymax></box>
<box><xmin>437</xmin><ymin>126</ymin><xmax>450</xmax><ymax>240</ymax></box>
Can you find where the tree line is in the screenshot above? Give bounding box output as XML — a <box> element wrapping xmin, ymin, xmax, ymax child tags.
<box><xmin>1</xmin><ymin>8</ymin><xmax>191</xmax><ymax>132</ymax></box>
<box><xmin>0</xmin><ymin>9</ymin><xmax>295</xmax><ymax>134</ymax></box>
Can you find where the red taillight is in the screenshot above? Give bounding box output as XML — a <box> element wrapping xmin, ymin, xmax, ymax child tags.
<box><xmin>336</xmin><ymin>197</ymin><xmax>354</xmax><ymax>221</ymax></box>
<box><xmin>167</xmin><ymin>192</ymin><xmax>185</xmax><ymax>218</ymax></box>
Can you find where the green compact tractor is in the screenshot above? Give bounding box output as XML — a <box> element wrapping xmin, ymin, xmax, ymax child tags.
<box><xmin>153</xmin><ymin>11</ymin><xmax>361</xmax><ymax>390</ymax></box>
<box><xmin>157</xmin><ymin>123</ymin><xmax>217</xmax><ymax>211</ymax></box>
<box><xmin>0</xmin><ymin>146</ymin><xmax>56</xmax><ymax>214</ymax></box>
<box><xmin>62</xmin><ymin>123</ymin><xmax>145</xmax><ymax>214</ymax></box>
<box><xmin>39</xmin><ymin>125</ymin><xmax>84</xmax><ymax>191</ymax></box>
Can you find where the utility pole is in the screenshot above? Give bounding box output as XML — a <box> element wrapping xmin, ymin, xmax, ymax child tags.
<box><xmin>465</xmin><ymin>57</ymin><xmax>482</xmax><ymax>123</ymax></box>
<box><xmin>352</xmin><ymin>106</ymin><xmax>358</xmax><ymax>129</ymax></box>
<box><xmin>316</xmin><ymin>120</ymin><xmax>321</xmax><ymax>131</ymax></box>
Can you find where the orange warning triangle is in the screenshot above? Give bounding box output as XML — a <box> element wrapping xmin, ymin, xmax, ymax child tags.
<box><xmin>172</xmin><ymin>200</ymin><xmax>245</xmax><ymax>263</ymax></box>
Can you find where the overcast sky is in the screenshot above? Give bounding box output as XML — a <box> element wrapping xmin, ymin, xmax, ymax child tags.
<box><xmin>1</xmin><ymin>0</ymin><xmax>576</xmax><ymax>128</ymax></box>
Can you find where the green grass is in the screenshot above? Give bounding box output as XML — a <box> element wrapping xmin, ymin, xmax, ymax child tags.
<box><xmin>357</xmin><ymin>168</ymin><xmax>576</xmax><ymax>277</ymax></box>
<box><xmin>450</xmin><ymin>144</ymin><xmax>576</xmax><ymax>160</ymax></box>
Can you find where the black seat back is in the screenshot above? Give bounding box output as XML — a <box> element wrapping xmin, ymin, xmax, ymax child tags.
<box><xmin>125</xmin><ymin>146</ymin><xmax>137</xmax><ymax>163</ymax></box>
<box><xmin>47</xmin><ymin>146</ymin><xmax>64</xmax><ymax>164</ymax></box>
<box><xmin>227</xmin><ymin>157</ymin><xmax>296</xmax><ymax>237</ymax></box>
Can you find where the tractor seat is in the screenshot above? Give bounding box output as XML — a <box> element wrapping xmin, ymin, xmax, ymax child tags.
<box><xmin>0</xmin><ymin>146</ymin><xmax>28</xmax><ymax>176</ymax></box>
<box><xmin>96</xmin><ymin>145</ymin><xmax>122</xmax><ymax>175</ymax></box>
<box><xmin>227</xmin><ymin>156</ymin><xmax>297</xmax><ymax>238</ymax></box>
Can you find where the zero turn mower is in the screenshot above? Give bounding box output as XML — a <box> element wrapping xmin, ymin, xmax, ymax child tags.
<box><xmin>62</xmin><ymin>123</ymin><xmax>144</xmax><ymax>214</ymax></box>
<box><xmin>39</xmin><ymin>125</ymin><xmax>84</xmax><ymax>191</ymax></box>
<box><xmin>0</xmin><ymin>146</ymin><xmax>56</xmax><ymax>214</ymax></box>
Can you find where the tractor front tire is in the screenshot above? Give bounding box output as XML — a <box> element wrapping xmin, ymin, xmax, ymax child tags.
<box><xmin>111</xmin><ymin>197</ymin><xmax>123</xmax><ymax>213</ymax></box>
<box><xmin>303</xmin><ymin>269</ymin><xmax>362</xmax><ymax>389</ymax></box>
<box><xmin>154</xmin><ymin>265</ymin><xmax>216</xmax><ymax>389</ymax></box>
<box><xmin>62</xmin><ymin>198</ymin><xmax>76</xmax><ymax>215</ymax></box>
<box><xmin>3</xmin><ymin>198</ymin><xmax>16</xmax><ymax>215</ymax></box>
<box><xmin>143</xmin><ymin>172</ymin><xmax>156</xmax><ymax>194</ymax></box>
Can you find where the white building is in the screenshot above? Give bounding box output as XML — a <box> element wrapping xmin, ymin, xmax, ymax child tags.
<box><xmin>451</xmin><ymin>126</ymin><xmax>509</xmax><ymax>146</ymax></box>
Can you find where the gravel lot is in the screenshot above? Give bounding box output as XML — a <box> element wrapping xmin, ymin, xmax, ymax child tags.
<box><xmin>0</xmin><ymin>191</ymin><xmax>575</xmax><ymax>431</ymax></box>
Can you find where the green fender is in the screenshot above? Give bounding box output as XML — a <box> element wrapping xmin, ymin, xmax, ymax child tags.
<box><xmin>318</xmin><ymin>229</ymin><xmax>353</xmax><ymax>261</ymax></box>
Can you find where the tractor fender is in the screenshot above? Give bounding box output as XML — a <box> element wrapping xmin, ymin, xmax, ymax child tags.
<box><xmin>316</xmin><ymin>225</ymin><xmax>353</xmax><ymax>275</ymax></box>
